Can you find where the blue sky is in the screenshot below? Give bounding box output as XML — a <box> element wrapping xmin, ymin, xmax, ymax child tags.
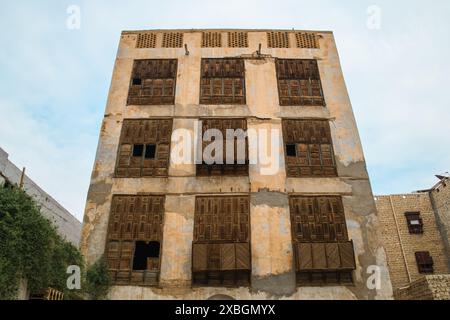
<box><xmin>0</xmin><ymin>0</ymin><xmax>449</xmax><ymax>221</ymax></box>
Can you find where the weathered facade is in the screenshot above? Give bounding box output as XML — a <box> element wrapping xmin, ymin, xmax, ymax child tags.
<box><xmin>376</xmin><ymin>176</ymin><xmax>450</xmax><ymax>299</ymax></box>
<box><xmin>81</xmin><ymin>29</ymin><xmax>393</xmax><ymax>300</ymax></box>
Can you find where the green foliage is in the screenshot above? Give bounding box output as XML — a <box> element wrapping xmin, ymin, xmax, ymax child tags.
<box><xmin>0</xmin><ymin>187</ymin><xmax>83</xmax><ymax>300</ymax></box>
<box><xmin>85</xmin><ymin>256</ymin><xmax>110</xmax><ymax>300</ymax></box>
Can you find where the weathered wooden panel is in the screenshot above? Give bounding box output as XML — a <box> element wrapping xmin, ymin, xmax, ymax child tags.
<box><xmin>339</xmin><ymin>242</ymin><xmax>356</xmax><ymax>270</ymax></box>
<box><xmin>221</xmin><ymin>243</ymin><xmax>236</xmax><ymax>270</ymax></box>
<box><xmin>200</xmin><ymin>59</ymin><xmax>246</xmax><ymax>105</ymax></box>
<box><xmin>276</xmin><ymin>59</ymin><xmax>325</xmax><ymax>106</ymax></box>
<box><xmin>297</xmin><ymin>243</ymin><xmax>313</xmax><ymax>271</ymax></box>
<box><xmin>312</xmin><ymin>243</ymin><xmax>327</xmax><ymax>269</ymax></box>
<box><xmin>127</xmin><ymin>59</ymin><xmax>177</xmax><ymax>105</ymax></box>
<box><xmin>196</xmin><ymin>119</ymin><xmax>248</xmax><ymax>176</ymax></box>
<box><xmin>192</xmin><ymin>244</ymin><xmax>208</xmax><ymax>272</ymax></box>
<box><xmin>235</xmin><ymin>243</ymin><xmax>251</xmax><ymax>270</ymax></box>
<box><xmin>115</xmin><ymin>119</ymin><xmax>172</xmax><ymax>178</ymax></box>
<box><xmin>282</xmin><ymin>120</ymin><xmax>337</xmax><ymax>178</ymax></box>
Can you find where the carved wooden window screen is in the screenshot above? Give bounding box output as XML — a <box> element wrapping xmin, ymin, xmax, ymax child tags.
<box><xmin>228</xmin><ymin>32</ymin><xmax>248</xmax><ymax>48</ymax></box>
<box><xmin>136</xmin><ymin>33</ymin><xmax>157</xmax><ymax>48</ymax></box>
<box><xmin>115</xmin><ymin>119</ymin><xmax>172</xmax><ymax>178</ymax></box>
<box><xmin>202</xmin><ymin>32</ymin><xmax>222</xmax><ymax>47</ymax></box>
<box><xmin>200</xmin><ymin>58</ymin><xmax>246</xmax><ymax>105</ymax></box>
<box><xmin>276</xmin><ymin>59</ymin><xmax>325</xmax><ymax>106</ymax></box>
<box><xmin>282</xmin><ymin>119</ymin><xmax>337</xmax><ymax>177</ymax></box>
<box><xmin>106</xmin><ymin>195</ymin><xmax>164</xmax><ymax>285</ymax></box>
<box><xmin>162</xmin><ymin>32</ymin><xmax>183</xmax><ymax>48</ymax></box>
<box><xmin>196</xmin><ymin>118</ymin><xmax>249</xmax><ymax>176</ymax></box>
<box><xmin>295</xmin><ymin>32</ymin><xmax>319</xmax><ymax>49</ymax></box>
<box><xmin>127</xmin><ymin>59</ymin><xmax>177</xmax><ymax>105</ymax></box>
<box><xmin>192</xmin><ymin>196</ymin><xmax>251</xmax><ymax>286</ymax></box>
<box><xmin>415</xmin><ymin>251</ymin><xmax>434</xmax><ymax>274</ymax></box>
<box><xmin>267</xmin><ymin>31</ymin><xmax>290</xmax><ymax>48</ymax></box>
<box><xmin>289</xmin><ymin>196</ymin><xmax>348</xmax><ymax>243</ymax></box>
<box><xmin>289</xmin><ymin>196</ymin><xmax>355</xmax><ymax>285</ymax></box>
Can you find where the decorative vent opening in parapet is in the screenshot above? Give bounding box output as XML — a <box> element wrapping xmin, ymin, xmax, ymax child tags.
<box><xmin>267</xmin><ymin>31</ymin><xmax>290</xmax><ymax>48</ymax></box>
<box><xmin>202</xmin><ymin>32</ymin><xmax>222</xmax><ymax>48</ymax></box>
<box><xmin>228</xmin><ymin>32</ymin><xmax>248</xmax><ymax>48</ymax></box>
<box><xmin>295</xmin><ymin>32</ymin><xmax>319</xmax><ymax>49</ymax></box>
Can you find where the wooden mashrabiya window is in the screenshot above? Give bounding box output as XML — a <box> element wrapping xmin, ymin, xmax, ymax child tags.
<box><xmin>105</xmin><ymin>195</ymin><xmax>165</xmax><ymax>286</ymax></box>
<box><xmin>289</xmin><ymin>196</ymin><xmax>356</xmax><ymax>286</ymax></box>
<box><xmin>282</xmin><ymin>119</ymin><xmax>337</xmax><ymax>178</ymax></box>
<box><xmin>200</xmin><ymin>58</ymin><xmax>246</xmax><ymax>105</ymax></box>
<box><xmin>127</xmin><ymin>59</ymin><xmax>177</xmax><ymax>105</ymax></box>
<box><xmin>276</xmin><ymin>59</ymin><xmax>325</xmax><ymax>106</ymax></box>
<box><xmin>192</xmin><ymin>196</ymin><xmax>251</xmax><ymax>287</ymax></box>
<box><xmin>115</xmin><ymin>119</ymin><xmax>172</xmax><ymax>178</ymax></box>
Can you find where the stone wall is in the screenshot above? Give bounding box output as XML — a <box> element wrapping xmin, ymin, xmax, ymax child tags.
<box><xmin>376</xmin><ymin>194</ymin><xmax>449</xmax><ymax>289</ymax></box>
<box><xmin>0</xmin><ymin>147</ymin><xmax>81</xmax><ymax>246</ymax></box>
<box><xmin>395</xmin><ymin>275</ymin><xmax>450</xmax><ymax>300</ymax></box>
<box><xmin>430</xmin><ymin>178</ymin><xmax>450</xmax><ymax>269</ymax></box>
<box><xmin>81</xmin><ymin>29</ymin><xmax>393</xmax><ymax>300</ymax></box>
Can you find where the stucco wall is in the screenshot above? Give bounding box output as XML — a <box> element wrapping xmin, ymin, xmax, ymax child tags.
<box><xmin>0</xmin><ymin>147</ymin><xmax>81</xmax><ymax>246</ymax></box>
<box><xmin>81</xmin><ymin>29</ymin><xmax>392</xmax><ymax>300</ymax></box>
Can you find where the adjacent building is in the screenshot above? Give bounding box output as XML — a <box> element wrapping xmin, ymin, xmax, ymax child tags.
<box><xmin>0</xmin><ymin>147</ymin><xmax>81</xmax><ymax>246</ymax></box>
<box><xmin>81</xmin><ymin>29</ymin><xmax>393</xmax><ymax>300</ymax></box>
<box><xmin>376</xmin><ymin>176</ymin><xmax>450</xmax><ymax>299</ymax></box>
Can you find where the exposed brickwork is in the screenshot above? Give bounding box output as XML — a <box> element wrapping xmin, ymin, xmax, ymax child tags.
<box><xmin>376</xmin><ymin>194</ymin><xmax>449</xmax><ymax>290</ymax></box>
<box><xmin>430</xmin><ymin>178</ymin><xmax>450</xmax><ymax>268</ymax></box>
<box><xmin>395</xmin><ymin>275</ymin><xmax>450</xmax><ymax>300</ymax></box>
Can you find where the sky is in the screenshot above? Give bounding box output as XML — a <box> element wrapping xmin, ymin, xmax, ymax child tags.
<box><xmin>0</xmin><ymin>0</ymin><xmax>449</xmax><ymax>221</ymax></box>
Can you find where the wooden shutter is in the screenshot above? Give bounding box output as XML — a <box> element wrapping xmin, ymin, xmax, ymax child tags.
<box><xmin>115</xmin><ymin>119</ymin><xmax>172</xmax><ymax>178</ymax></box>
<box><xmin>339</xmin><ymin>241</ymin><xmax>356</xmax><ymax>270</ymax></box>
<box><xmin>325</xmin><ymin>243</ymin><xmax>340</xmax><ymax>269</ymax></box>
<box><xmin>127</xmin><ymin>59</ymin><xmax>177</xmax><ymax>105</ymax></box>
<box><xmin>200</xmin><ymin>59</ymin><xmax>246</xmax><ymax>105</ymax></box>
<box><xmin>282</xmin><ymin>120</ymin><xmax>337</xmax><ymax>177</ymax></box>
<box><xmin>192</xmin><ymin>244</ymin><xmax>208</xmax><ymax>272</ymax></box>
<box><xmin>312</xmin><ymin>243</ymin><xmax>327</xmax><ymax>269</ymax></box>
<box><xmin>297</xmin><ymin>243</ymin><xmax>313</xmax><ymax>271</ymax></box>
<box><xmin>235</xmin><ymin>243</ymin><xmax>251</xmax><ymax>270</ymax></box>
<box><xmin>221</xmin><ymin>243</ymin><xmax>236</xmax><ymax>270</ymax></box>
<box><xmin>276</xmin><ymin>59</ymin><xmax>325</xmax><ymax>106</ymax></box>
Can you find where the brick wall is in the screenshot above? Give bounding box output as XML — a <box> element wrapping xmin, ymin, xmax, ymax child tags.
<box><xmin>376</xmin><ymin>194</ymin><xmax>449</xmax><ymax>289</ymax></box>
<box><xmin>430</xmin><ymin>178</ymin><xmax>450</xmax><ymax>268</ymax></box>
<box><xmin>395</xmin><ymin>275</ymin><xmax>450</xmax><ymax>300</ymax></box>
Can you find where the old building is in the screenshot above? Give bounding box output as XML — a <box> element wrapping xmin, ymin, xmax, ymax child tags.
<box><xmin>376</xmin><ymin>176</ymin><xmax>450</xmax><ymax>299</ymax></box>
<box><xmin>0</xmin><ymin>147</ymin><xmax>81</xmax><ymax>246</ymax></box>
<box><xmin>81</xmin><ymin>29</ymin><xmax>393</xmax><ymax>300</ymax></box>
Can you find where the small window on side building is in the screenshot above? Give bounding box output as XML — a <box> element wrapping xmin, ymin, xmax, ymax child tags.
<box><xmin>405</xmin><ymin>212</ymin><xmax>423</xmax><ymax>234</ymax></box>
<box><xmin>415</xmin><ymin>251</ymin><xmax>434</xmax><ymax>274</ymax></box>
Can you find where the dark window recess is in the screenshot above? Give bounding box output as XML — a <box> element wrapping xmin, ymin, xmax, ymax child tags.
<box><xmin>289</xmin><ymin>196</ymin><xmax>356</xmax><ymax>286</ymax></box>
<box><xmin>286</xmin><ymin>144</ymin><xmax>297</xmax><ymax>157</ymax></box>
<box><xmin>405</xmin><ymin>212</ymin><xmax>424</xmax><ymax>234</ymax></box>
<box><xmin>115</xmin><ymin>119</ymin><xmax>172</xmax><ymax>178</ymax></box>
<box><xmin>196</xmin><ymin>119</ymin><xmax>248</xmax><ymax>177</ymax></box>
<box><xmin>105</xmin><ymin>195</ymin><xmax>164</xmax><ymax>286</ymax></box>
<box><xmin>132</xmin><ymin>241</ymin><xmax>160</xmax><ymax>271</ymax></box>
<box><xmin>127</xmin><ymin>59</ymin><xmax>177</xmax><ymax>105</ymax></box>
<box><xmin>276</xmin><ymin>59</ymin><xmax>325</xmax><ymax>106</ymax></box>
<box><xmin>133</xmin><ymin>144</ymin><xmax>144</xmax><ymax>157</ymax></box>
<box><xmin>282</xmin><ymin>119</ymin><xmax>337</xmax><ymax>178</ymax></box>
<box><xmin>200</xmin><ymin>58</ymin><xmax>246</xmax><ymax>105</ymax></box>
<box><xmin>415</xmin><ymin>251</ymin><xmax>434</xmax><ymax>274</ymax></box>
<box><xmin>145</xmin><ymin>144</ymin><xmax>156</xmax><ymax>159</ymax></box>
<box><xmin>192</xmin><ymin>196</ymin><xmax>251</xmax><ymax>287</ymax></box>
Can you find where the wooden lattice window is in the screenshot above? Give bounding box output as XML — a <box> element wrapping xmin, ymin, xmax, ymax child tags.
<box><xmin>115</xmin><ymin>119</ymin><xmax>172</xmax><ymax>178</ymax></box>
<box><xmin>200</xmin><ymin>58</ymin><xmax>246</xmax><ymax>105</ymax></box>
<box><xmin>405</xmin><ymin>212</ymin><xmax>424</xmax><ymax>234</ymax></box>
<box><xmin>202</xmin><ymin>32</ymin><xmax>222</xmax><ymax>47</ymax></box>
<box><xmin>127</xmin><ymin>59</ymin><xmax>177</xmax><ymax>105</ymax></box>
<box><xmin>276</xmin><ymin>59</ymin><xmax>325</xmax><ymax>106</ymax></box>
<box><xmin>192</xmin><ymin>196</ymin><xmax>251</xmax><ymax>287</ymax></box>
<box><xmin>282</xmin><ymin>119</ymin><xmax>337</xmax><ymax>177</ymax></box>
<box><xmin>105</xmin><ymin>195</ymin><xmax>165</xmax><ymax>286</ymax></box>
<box><xmin>228</xmin><ymin>32</ymin><xmax>248</xmax><ymax>48</ymax></box>
<box><xmin>415</xmin><ymin>251</ymin><xmax>434</xmax><ymax>274</ymax></box>
<box><xmin>267</xmin><ymin>31</ymin><xmax>290</xmax><ymax>48</ymax></box>
<box><xmin>289</xmin><ymin>196</ymin><xmax>355</xmax><ymax>286</ymax></box>
<box><xmin>295</xmin><ymin>32</ymin><xmax>319</xmax><ymax>49</ymax></box>
<box><xmin>161</xmin><ymin>32</ymin><xmax>183</xmax><ymax>48</ymax></box>
<box><xmin>136</xmin><ymin>33</ymin><xmax>157</xmax><ymax>48</ymax></box>
<box><xmin>196</xmin><ymin>118</ymin><xmax>248</xmax><ymax>176</ymax></box>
